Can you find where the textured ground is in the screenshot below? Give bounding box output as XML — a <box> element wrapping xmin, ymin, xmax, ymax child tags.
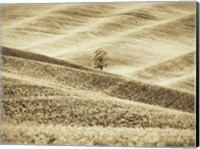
<box><xmin>1</xmin><ymin>2</ymin><xmax>196</xmax><ymax>147</ymax></box>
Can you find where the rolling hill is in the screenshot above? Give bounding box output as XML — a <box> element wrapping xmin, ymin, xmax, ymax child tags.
<box><xmin>1</xmin><ymin>2</ymin><xmax>196</xmax><ymax>147</ymax></box>
<box><xmin>2</xmin><ymin>48</ymin><xmax>195</xmax><ymax>146</ymax></box>
<box><xmin>2</xmin><ymin>3</ymin><xmax>195</xmax><ymax>68</ymax></box>
<box><xmin>2</xmin><ymin>48</ymin><xmax>195</xmax><ymax>113</ymax></box>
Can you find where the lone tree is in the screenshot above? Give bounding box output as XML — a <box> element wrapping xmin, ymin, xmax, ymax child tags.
<box><xmin>93</xmin><ymin>49</ymin><xmax>107</xmax><ymax>71</ymax></box>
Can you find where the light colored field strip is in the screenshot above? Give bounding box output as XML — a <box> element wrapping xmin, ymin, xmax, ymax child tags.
<box><xmin>129</xmin><ymin>51</ymin><xmax>195</xmax><ymax>74</ymax></box>
<box><xmin>3</xmin><ymin>7</ymin><xmax>194</xmax><ymax>55</ymax></box>
<box><xmin>158</xmin><ymin>74</ymin><xmax>195</xmax><ymax>86</ymax></box>
<box><xmin>2</xmin><ymin>2</ymin><xmax>157</xmax><ymax>31</ymax></box>
<box><xmin>2</xmin><ymin>123</ymin><xmax>196</xmax><ymax>146</ymax></box>
<box><xmin>21</xmin><ymin>12</ymin><xmax>194</xmax><ymax>57</ymax></box>
<box><xmin>3</xmin><ymin>5</ymin><xmax>66</xmax><ymax>30</ymax></box>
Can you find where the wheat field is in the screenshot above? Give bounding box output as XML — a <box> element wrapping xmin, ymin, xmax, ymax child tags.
<box><xmin>0</xmin><ymin>2</ymin><xmax>196</xmax><ymax>147</ymax></box>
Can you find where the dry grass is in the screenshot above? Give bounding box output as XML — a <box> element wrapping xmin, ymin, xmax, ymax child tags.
<box><xmin>2</xmin><ymin>123</ymin><xmax>195</xmax><ymax>147</ymax></box>
<box><xmin>3</xmin><ymin>83</ymin><xmax>195</xmax><ymax>129</ymax></box>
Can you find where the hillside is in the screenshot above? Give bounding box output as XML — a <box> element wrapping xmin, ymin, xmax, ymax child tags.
<box><xmin>2</xmin><ymin>52</ymin><xmax>195</xmax><ymax>113</ymax></box>
<box><xmin>3</xmin><ymin>74</ymin><xmax>195</xmax><ymax>129</ymax></box>
<box><xmin>2</xmin><ymin>3</ymin><xmax>195</xmax><ymax>70</ymax></box>
<box><xmin>2</xmin><ymin>52</ymin><xmax>195</xmax><ymax>146</ymax></box>
<box><xmin>1</xmin><ymin>2</ymin><xmax>196</xmax><ymax>147</ymax></box>
<box><xmin>2</xmin><ymin>46</ymin><xmax>90</xmax><ymax>71</ymax></box>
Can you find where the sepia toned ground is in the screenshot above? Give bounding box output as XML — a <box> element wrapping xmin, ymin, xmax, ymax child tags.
<box><xmin>0</xmin><ymin>2</ymin><xmax>196</xmax><ymax>147</ymax></box>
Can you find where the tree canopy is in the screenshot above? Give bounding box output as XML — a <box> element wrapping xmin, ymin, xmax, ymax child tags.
<box><xmin>93</xmin><ymin>49</ymin><xmax>107</xmax><ymax>71</ymax></box>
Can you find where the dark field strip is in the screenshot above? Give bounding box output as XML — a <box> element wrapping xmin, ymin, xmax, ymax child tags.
<box><xmin>2</xmin><ymin>47</ymin><xmax>90</xmax><ymax>71</ymax></box>
<box><xmin>109</xmin><ymin>81</ymin><xmax>195</xmax><ymax>113</ymax></box>
<box><xmin>2</xmin><ymin>47</ymin><xmax>120</xmax><ymax>77</ymax></box>
<box><xmin>3</xmin><ymin>95</ymin><xmax>195</xmax><ymax>129</ymax></box>
<box><xmin>3</xmin><ymin>84</ymin><xmax>65</xmax><ymax>99</ymax></box>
